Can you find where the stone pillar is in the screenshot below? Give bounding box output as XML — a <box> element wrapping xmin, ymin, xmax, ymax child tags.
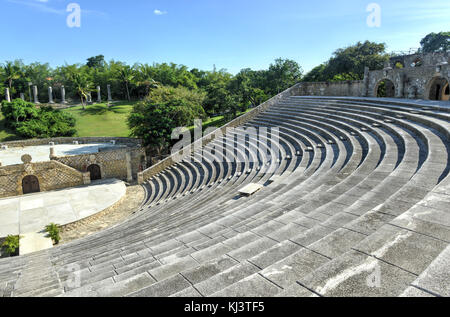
<box><xmin>126</xmin><ymin>152</ymin><xmax>133</xmax><ymax>182</ymax></box>
<box><xmin>49</xmin><ymin>147</ymin><xmax>56</xmax><ymax>159</ymax></box>
<box><xmin>48</xmin><ymin>87</ymin><xmax>54</xmax><ymax>104</ymax></box>
<box><xmin>107</xmin><ymin>84</ymin><xmax>112</xmax><ymax>102</ymax></box>
<box><xmin>396</xmin><ymin>73</ymin><xmax>405</xmax><ymax>98</ymax></box>
<box><xmin>5</xmin><ymin>88</ymin><xmax>11</xmax><ymax>102</ymax></box>
<box><xmin>61</xmin><ymin>86</ymin><xmax>67</xmax><ymax>104</ymax></box>
<box><xmin>33</xmin><ymin>85</ymin><xmax>40</xmax><ymax>104</ymax></box>
<box><xmin>83</xmin><ymin>173</ymin><xmax>91</xmax><ymax>185</ymax></box>
<box><xmin>20</xmin><ymin>93</ymin><xmax>25</xmax><ymax>101</ymax></box>
<box><xmin>363</xmin><ymin>67</ymin><xmax>370</xmax><ymax>97</ymax></box>
<box><xmin>97</xmin><ymin>86</ymin><xmax>101</xmax><ymax>103</ymax></box>
<box><xmin>137</xmin><ymin>172</ymin><xmax>144</xmax><ymax>184</ymax></box>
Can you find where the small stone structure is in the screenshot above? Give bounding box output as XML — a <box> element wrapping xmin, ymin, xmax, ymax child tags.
<box><xmin>0</xmin><ymin>159</ymin><xmax>90</xmax><ymax>198</ymax></box>
<box><xmin>0</xmin><ymin>137</ymin><xmax>146</xmax><ymax>198</ymax></box>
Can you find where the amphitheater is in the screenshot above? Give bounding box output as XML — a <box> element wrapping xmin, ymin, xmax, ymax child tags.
<box><xmin>1</xmin><ymin>76</ymin><xmax>450</xmax><ymax>296</ymax></box>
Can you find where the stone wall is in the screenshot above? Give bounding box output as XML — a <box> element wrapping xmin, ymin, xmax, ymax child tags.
<box><xmin>0</xmin><ymin>137</ymin><xmax>142</xmax><ymax>148</ymax></box>
<box><xmin>296</xmin><ymin>81</ymin><xmax>365</xmax><ymax>97</ymax></box>
<box><xmin>55</xmin><ymin>147</ymin><xmax>146</xmax><ymax>182</ymax></box>
<box><xmin>367</xmin><ymin>64</ymin><xmax>450</xmax><ymax>99</ymax></box>
<box><xmin>0</xmin><ymin>161</ymin><xmax>90</xmax><ymax>198</ymax></box>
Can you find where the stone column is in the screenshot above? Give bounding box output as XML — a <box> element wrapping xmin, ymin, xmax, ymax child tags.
<box><xmin>97</xmin><ymin>86</ymin><xmax>101</xmax><ymax>103</ymax></box>
<box><xmin>107</xmin><ymin>84</ymin><xmax>112</xmax><ymax>102</ymax></box>
<box><xmin>363</xmin><ymin>66</ymin><xmax>370</xmax><ymax>97</ymax></box>
<box><xmin>49</xmin><ymin>147</ymin><xmax>56</xmax><ymax>159</ymax></box>
<box><xmin>126</xmin><ymin>152</ymin><xmax>133</xmax><ymax>182</ymax></box>
<box><xmin>48</xmin><ymin>87</ymin><xmax>54</xmax><ymax>104</ymax></box>
<box><xmin>87</xmin><ymin>93</ymin><xmax>92</xmax><ymax>104</ymax></box>
<box><xmin>33</xmin><ymin>85</ymin><xmax>40</xmax><ymax>104</ymax></box>
<box><xmin>5</xmin><ymin>88</ymin><xmax>11</xmax><ymax>102</ymax></box>
<box><xmin>396</xmin><ymin>73</ymin><xmax>405</xmax><ymax>98</ymax></box>
<box><xmin>20</xmin><ymin>93</ymin><xmax>25</xmax><ymax>101</ymax></box>
<box><xmin>61</xmin><ymin>86</ymin><xmax>67</xmax><ymax>104</ymax></box>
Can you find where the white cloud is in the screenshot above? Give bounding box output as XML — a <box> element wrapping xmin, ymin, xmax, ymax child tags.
<box><xmin>154</xmin><ymin>9</ymin><xmax>167</xmax><ymax>16</ymax></box>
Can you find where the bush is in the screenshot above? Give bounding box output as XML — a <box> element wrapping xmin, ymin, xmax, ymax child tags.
<box><xmin>45</xmin><ymin>223</ymin><xmax>61</xmax><ymax>245</ymax></box>
<box><xmin>1</xmin><ymin>100</ymin><xmax>76</xmax><ymax>138</ymax></box>
<box><xmin>1</xmin><ymin>235</ymin><xmax>20</xmax><ymax>256</ymax></box>
<box><xmin>1</xmin><ymin>99</ymin><xmax>38</xmax><ymax>128</ymax></box>
<box><xmin>128</xmin><ymin>86</ymin><xmax>206</xmax><ymax>150</ymax></box>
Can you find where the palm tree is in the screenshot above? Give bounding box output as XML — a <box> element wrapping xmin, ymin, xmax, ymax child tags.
<box><xmin>70</xmin><ymin>72</ymin><xmax>93</xmax><ymax>109</ymax></box>
<box><xmin>2</xmin><ymin>61</ymin><xmax>22</xmax><ymax>90</ymax></box>
<box><xmin>137</xmin><ymin>64</ymin><xmax>160</xmax><ymax>96</ymax></box>
<box><xmin>117</xmin><ymin>65</ymin><xmax>135</xmax><ymax>101</ymax></box>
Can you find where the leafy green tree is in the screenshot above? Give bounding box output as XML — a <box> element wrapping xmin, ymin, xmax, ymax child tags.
<box><xmin>86</xmin><ymin>55</ymin><xmax>106</xmax><ymax>69</ymax></box>
<box><xmin>266</xmin><ymin>58</ymin><xmax>303</xmax><ymax>95</ymax></box>
<box><xmin>302</xmin><ymin>64</ymin><xmax>328</xmax><ymax>82</ymax></box>
<box><xmin>116</xmin><ymin>65</ymin><xmax>136</xmax><ymax>101</ymax></box>
<box><xmin>1</xmin><ymin>99</ymin><xmax>38</xmax><ymax>126</ymax></box>
<box><xmin>128</xmin><ymin>86</ymin><xmax>206</xmax><ymax>151</ymax></box>
<box><xmin>1</xmin><ymin>61</ymin><xmax>22</xmax><ymax>96</ymax></box>
<box><xmin>420</xmin><ymin>32</ymin><xmax>450</xmax><ymax>53</ymax></box>
<box><xmin>229</xmin><ymin>68</ymin><xmax>268</xmax><ymax>110</ymax></box>
<box><xmin>303</xmin><ymin>41</ymin><xmax>388</xmax><ymax>82</ymax></box>
<box><xmin>68</xmin><ymin>71</ymin><xmax>94</xmax><ymax>107</ymax></box>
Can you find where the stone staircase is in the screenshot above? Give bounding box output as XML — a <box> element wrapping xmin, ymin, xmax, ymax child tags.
<box><xmin>0</xmin><ymin>95</ymin><xmax>449</xmax><ymax>297</ymax></box>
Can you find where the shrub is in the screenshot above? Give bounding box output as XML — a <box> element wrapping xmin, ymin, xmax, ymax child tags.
<box><xmin>45</xmin><ymin>223</ymin><xmax>61</xmax><ymax>245</ymax></box>
<box><xmin>1</xmin><ymin>100</ymin><xmax>76</xmax><ymax>138</ymax></box>
<box><xmin>1</xmin><ymin>235</ymin><xmax>21</xmax><ymax>256</ymax></box>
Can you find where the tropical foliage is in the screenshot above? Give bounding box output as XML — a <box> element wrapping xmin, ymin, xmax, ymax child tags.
<box><xmin>1</xmin><ymin>99</ymin><xmax>76</xmax><ymax>138</ymax></box>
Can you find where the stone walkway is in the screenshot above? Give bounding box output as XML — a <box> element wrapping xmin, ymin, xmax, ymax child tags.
<box><xmin>60</xmin><ymin>184</ymin><xmax>144</xmax><ymax>244</ymax></box>
<box><xmin>0</xmin><ymin>179</ymin><xmax>126</xmax><ymax>237</ymax></box>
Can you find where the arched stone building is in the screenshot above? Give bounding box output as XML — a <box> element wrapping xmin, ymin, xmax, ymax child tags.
<box><xmin>297</xmin><ymin>52</ymin><xmax>450</xmax><ymax>101</ymax></box>
<box><xmin>366</xmin><ymin>52</ymin><xmax>450</xmax><ymax>100</ymax></box>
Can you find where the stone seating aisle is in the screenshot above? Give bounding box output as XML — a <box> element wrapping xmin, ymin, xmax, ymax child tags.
<box><xmin>0</xmin><ymin>96</ymin><xmax>448</xmax><ymax>297</ymax></box>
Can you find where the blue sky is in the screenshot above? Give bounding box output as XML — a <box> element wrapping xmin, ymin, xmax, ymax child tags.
<box><xmin>1</xmin><ymin>0</ymin><xmax>449</xmax><ymax>73</ymax></box>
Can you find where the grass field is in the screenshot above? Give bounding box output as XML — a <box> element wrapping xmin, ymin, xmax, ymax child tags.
<box><xmin>63</xmin><ymin>101</ymin><xmax>136</xmax><ymax>138</ymax></box>
<box><xmin>0</xmin><ymin>112</ymin><xmax>21</xmax><ymax>142</ymax></box>
<box><xmin>0</xmin><ymin>102</ymin><xmax>254</xmax><ymax>142</ymax></box>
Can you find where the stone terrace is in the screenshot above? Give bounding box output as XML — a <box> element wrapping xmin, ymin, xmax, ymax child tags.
<box><xmin>0</xmin><ymin>95</ymin><xmax>449</xmax><ymax>297</ymax></box>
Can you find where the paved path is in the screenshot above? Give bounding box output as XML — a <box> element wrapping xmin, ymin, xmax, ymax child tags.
<box><xmin>0</xmin><ymin>179</ymin><xmax>126</xmax><ymax>237</ymax></box>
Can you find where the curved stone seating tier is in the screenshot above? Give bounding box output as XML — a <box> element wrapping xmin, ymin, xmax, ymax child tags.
<box><xmin>0</xmin><ymin>96</ymin><xmax>448</xmax><ymax>298</ymax></box>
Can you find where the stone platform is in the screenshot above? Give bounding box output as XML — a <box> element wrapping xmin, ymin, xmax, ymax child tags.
<box><xmin>0</xmin><ymin>179</ymin><xmax>126</xmax><ymax>237</ymax></box>
<box><xmin>0</xmin><ymin>143</ymin><xmax>125</xmax><ymax>167</ymax></box>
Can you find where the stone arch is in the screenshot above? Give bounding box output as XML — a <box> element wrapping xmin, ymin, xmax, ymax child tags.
<box><xmin>22</xmin><ymin>175</ymin><xmax>40</xmax><ymax>195</ymax></box>
<box><xmin>87</xmin><ymin>164</ymin><xmax>102</xmax><ymax>181</ymax></box>
<box><xmin>375</xmin><ymin>79</ymin><xmax>396</xmax><ymax>98</ymax></box>
<box><xmin>426</xmin><ymin>76</ymin><xmax>450</xmax><ymax>101</ymax></box>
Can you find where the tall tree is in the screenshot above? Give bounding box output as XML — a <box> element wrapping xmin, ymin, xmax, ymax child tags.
<box><xmin>303</xmin><ymin>41</ymin><xmax>388</xmax><ymax>82</ymax></box>
<box><xmin>266</xmin><ymin>58</ymin><xmax>303</xmax><ymax>95</ymax></box>
<box><xmin>420</xmin><ymin>32</ymin><xmax>450</xmax><ymax>53</ymax></box>
<box><xmin>86</xmin><ymin>55</ymin><xmax>106</xmax><ymax>69</ymax></box>
<box><xmin>2</xmin><ymin>61</ymin><xmax>22</xmax><ymax>90</ymax></box>
<box><xmin>117</xmin><ymin>65</ymin><xmax>135</xmax><ymax>101</ymax></box>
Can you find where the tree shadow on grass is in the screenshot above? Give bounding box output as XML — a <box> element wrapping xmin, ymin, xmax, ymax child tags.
<box><xmin>77</xmin><ymin>102</ymin><xmax>135</xmax><ymax>116</ymax></box>
<box><xmin>0</xmin><ymin>118</ymin><xmax>22</xmax><ymax>142</ymax></box>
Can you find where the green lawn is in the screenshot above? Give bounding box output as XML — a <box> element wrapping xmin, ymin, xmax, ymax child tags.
<box><xmin>0</xmin><ymin>112</ymin><xmax>22</xmax><ymax>142</ymax></box>
<box><xmin>0</xmin><ymin>102</ymin><xmax>254</xmax><ymax>142</ymax></box>
<box><xmin>63</xmin><ymin>101</ymin><xmax>136</xmax><ymax>138</ymax></box>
